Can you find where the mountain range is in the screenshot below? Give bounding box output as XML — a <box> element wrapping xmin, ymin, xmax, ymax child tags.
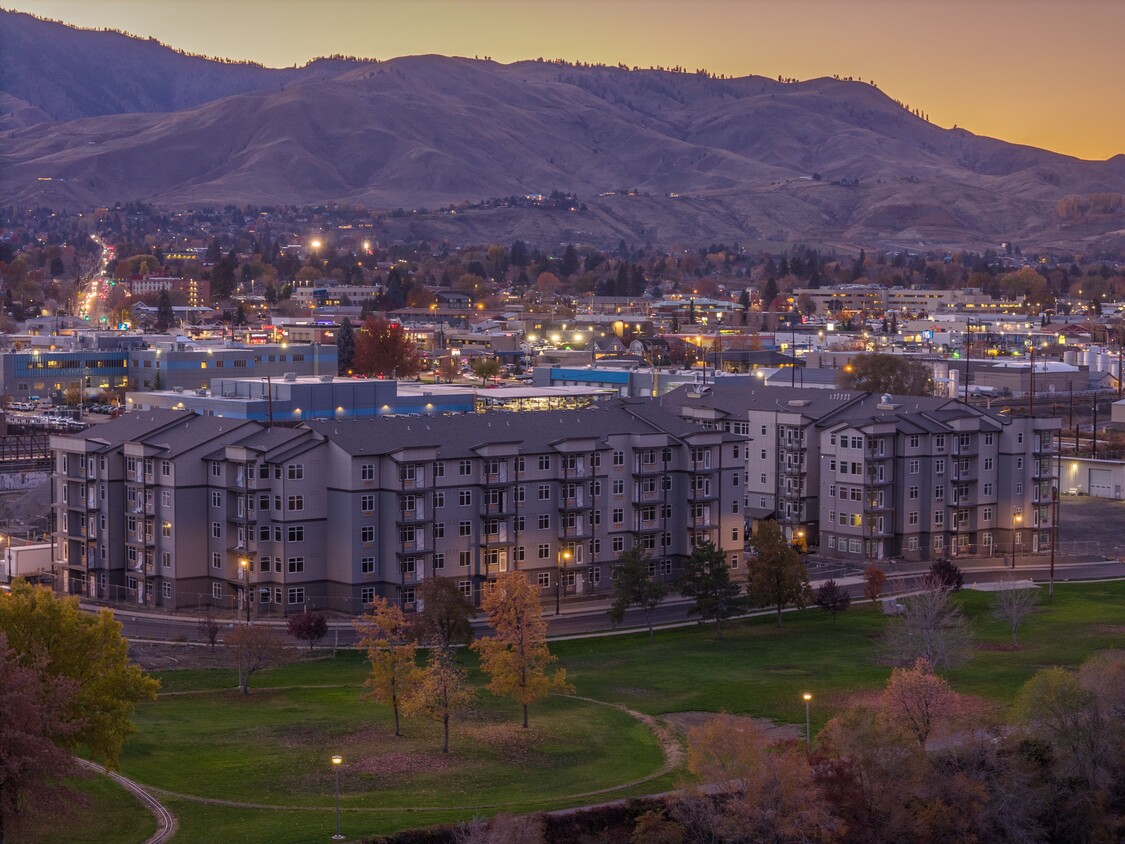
<box><xmin>3</xmin><ymin>9</ymin><xmax>1124</xmax><ymax>252</ymax></box>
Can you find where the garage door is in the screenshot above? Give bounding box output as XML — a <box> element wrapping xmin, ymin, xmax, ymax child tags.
<box><xmin>1088</xmin><ymin>467</ymin><xmax>1113</xmax><ymax>497</ymax></box>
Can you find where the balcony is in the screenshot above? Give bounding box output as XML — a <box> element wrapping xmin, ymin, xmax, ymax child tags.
<box><xmin>398</xmin><ymin>504</ymin><xmax>430</xmax><ymax>523</ymax></box>
<box><xmin>558</xmin><ymin>492</ymin><xmax>590</xmax><ymax>511</ymax></box>
<box><xmin>634</xmin><ymin>486</ymin><xmax>664</xmax><ymax>503</ymax></box>
<box><xmin>481</xmin><ymin>526</ymin><xmax>510</xmax><ymax>545</ymax></box>
<box><xmin>483</xmin><ymin>468</ymin><xmax>512</xmax><ymax>485</ymax></box>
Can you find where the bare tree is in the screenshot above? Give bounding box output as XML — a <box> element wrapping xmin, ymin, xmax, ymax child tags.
<box><xmin>882</xmin><ymin>585</ymin><xmax>972</xmax><ymax>671</ymax></box>
<box><xmin>990</xmin><ymin>583</ymin><xmax>1040</xmax><ymax>647</ymax></box>
<box><xmin>197</xmin><ymin>609</ymin><xmax>221</xmax><ymax>652</ymax></box>
<box><xmin>226</xmin><ymin>624</ymin><xmax>285</xmax><ymax>694</ymax></box>
<box><xmin>453</xmin><ymin>813</ymin><xmax>545</xmax><ymax>844</ymax></box>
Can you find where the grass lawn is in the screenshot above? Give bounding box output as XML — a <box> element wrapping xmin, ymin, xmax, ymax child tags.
<box><xmin>100</xmin><ymin>581</ymin><xmax>1123</xmax><ymax>843</ymax></box>
<box><xmin>14</xmin><ymin>772</ymin><xmax>156</xmax><ymax>844</ymax></box>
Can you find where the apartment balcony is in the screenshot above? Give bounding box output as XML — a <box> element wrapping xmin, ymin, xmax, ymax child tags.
<box><xmin>634</xmin><ymin>487</ymin><xmax>664</xmax><ymax>503</ymax></box>
<box><xmin>865</xmin><ymin>472</ymin><xmax>892</xmax><ymax>486</ymax></box>
<box><xmin>399</xmin><ymin>474</ymin><xmax>428</xmax><ymax>491</ymax></box>
<box><xmin>480</xmin><ymin>526</ymin><xmax>511</xmax><ymax>546</ymax></box>
<box><xmin>398</xmin><ymin>536</ymin><xmax>427</xmax><ymax>553</ymax></box>
<box><xmin>557</xmin><ymin>492</ymin><xmax>591</xmax><ymax>511</ymax></box>
<box><xmin>632</xmin><ymin>462</ymin><xmax>665</xmax><ymax>477</ymax></box>
<box><xmin>950</xmin><ymin>466</ymin><xmax>974</xmax><ymax>482</ymax></box>
<box><xmin>483</xmin><ymin>469</ymin><xmax>513</xmax><ymax>486</ymax></box>
<box><xmin>397</xmin><ymin>504</ymin><xmax>432</xmax><ymax>524</ymax></box>
<box><xmin>950</xmin><ymin>441</ymin><xmax>977</xmax><ymax>456</ymax></box>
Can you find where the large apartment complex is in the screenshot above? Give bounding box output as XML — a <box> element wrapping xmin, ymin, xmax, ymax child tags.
<box><xmin>51</xmin><ymin>402</ymin><xmax>745</xmax><ymax>614</ymax></box>
<box><xmin>670</xmin><ymin>382</ymin><xmax>1060</xmax><ymax>562</ymax></box>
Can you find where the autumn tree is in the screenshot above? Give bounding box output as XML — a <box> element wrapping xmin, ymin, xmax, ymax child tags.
<box><xmin>882</xmin><ymin>586</ymin><xmax>972</xmax><ymax>671</ymax></box>
<box><xmin>881</xmin><ymin>658</ymin><xmax>964</xmax><ymax>746</ymax></box>
<box><xmin>678</xmin><ymin>540</ymin><xmax>745</xmax><ymax>639</ymax></box>
<box><xmin>608</xmin><ymin>548</ymin><xmax>669</xmax><ymax>641</ymax></box>
<box><xmin>684</xmin><ymin>714</ymin><xmax>843</xmax><ymax>843</ymax></box>
<box><xmin>0</xmin><ymin>581</ymin><xmax>159</xmax><ymax>769</ymax></box>
<box><xmin>352</xmin><ymin>316</ymin><xmax>422</xmax><ymax>379</ymax></box>
<box><xmin>990</xmin><ymin>583</ymin><xmax>1040</xmax><ymax>647</ymax></box>
<box><xmin>836</xmin><ymin>353</ymin><xmax>933</xmax><ymax>396</ymax></box>
<box><xmin>353</xmin><ymin>597</ymin><xmax>418</xmax><ymax>737</ymax></box>
<box><xmin>403</xmin><ymin>647</ymin><xmax>477</xmax><ymax>753</ymax></box>
<box><xmin>226</xmin><ymin>623</ymin><xmax>285</xmax><ymax>695</ymax></box>
<box><xmin>862</xmin><ymin>564</ymin><xmax>887</xmax><ymax>602</ymax></box>
<box><xmin>0</xmin><ymin>633</ymin><xmax>80</xmax><ymax>843</ymax></box>
<box><xmin>471</xmin><ymin>356</ymin><xmax>502</xmax><ymax>385</ymax></box>
<box><xmin>436</xmin><ymin>355</ymin><xmax>461</xmax><ymax>383</ymax></box>
<box><xmin>414</xmin><ymin>577</ymin><xmax>477</xmax><ymax>654</ymax></box>
<box><xmin>815</xmin><ymin>579</ymin><xmax>851</xmax><ymax>624</ymax></box>
<box><xmin>746</xmin><ymin>521</ymin><xmax>811</xmax><ymax>626</ymax></box>
<box><xmin>286</xmin><ymin>610</ymin><xmax>328</xmax><ymax>651</ymax></box>
<box><xmin>471</xmin><ymin>571</ymin><xmax>572</xmax><ymax>728</ymax></box>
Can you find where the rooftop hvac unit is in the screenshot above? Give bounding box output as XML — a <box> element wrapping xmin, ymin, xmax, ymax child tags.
<box><xmin>319</xmin><ymin>375</ymin><xmax>334</xmax><ymax>383</ymax></box>
<box><xmin>283</xmin><ymin>372</ymin><xmax>297</xmax><ymax>382</ymax></box>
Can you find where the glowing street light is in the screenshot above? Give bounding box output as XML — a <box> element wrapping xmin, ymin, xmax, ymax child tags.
<box><xmin>802</xmin><ymin>692</ymin><xmax>813</xmax><ymax>752</ymax></box>
<box><xmin>555</xmin><ymin>549</ymin><xmax>572</xmax><ymax>615</ymax></box>
<box><xmin>331</xmin><ymin>755</ymin><xmax>344</xmax><ymax>839</ymax></box>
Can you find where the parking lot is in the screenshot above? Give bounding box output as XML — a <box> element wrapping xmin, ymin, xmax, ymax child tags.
<box><xmin>1057</xmin><ymin>494</ymin><xmax>1125</xmax><ymax>559</ymax></box>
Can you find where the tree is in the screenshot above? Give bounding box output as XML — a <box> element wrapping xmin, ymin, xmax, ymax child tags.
<box><xmin>414</xmin><ymin>577</ymin><xmax>476</xmax><ymax>654</ymax></box>
<box><xmin>471</xmin><ymin>571</ymin><xmax>572</xmax><ymax>728</ymax></box>
<box><xmin>862</xmin><ymin>564</ymin><xmax>887</xmax><ymax>603</ymax></box>
<box><xmin>286</xmin><ymin>610</ymin><xmax>328</xmax><ymax>652</ymax></box>
<box><xmin>684</xmin><ymin>714</ymin><xmax>843</xmax><ymax>843</ymax></box>
<box><xmin>336</xmin><ymin>316</ymin><xmax>355</xmax><ymax>374</ymax></box>
<box><xmin>925</xmin><ymin>558</ymin><xmax>963</xmax><ymax>592</ymax></box>
<box><xmin>679</xmin><ymin>540</ymin><xmax>745</xmax><ymax>638</ymax></box>
<box><xmin>836</xmin><ymin>353</ymin><xmax>933</xmax><ymax>396</ymax></box>
<box><xmin>1015</xmin><ymin>666</ymin><xmax>1110</xmax><ymax>786</ymax></box>
<box><xmin>353</xmin><ymin>597</ymin><xmax>418</xmax><ymax>737</ymax></box>
<box><xmin>403</xmin><ymin>647</ymin><xmax>477</xmax><ymax>753</ymax></box>
<box><xmin>226</xmin><ymin>623</ymin><xmax>284</xmax><ymax>695</ymax></box>
<box><xmin>991</xmin><ymin>584</ymin><xmax>1040</xmax><ymax>647</ymax></box>
<box><xmin>746</xmin><ymin>521</ymin><xmax>811</xmax><ymax>626</ymax></box>
<box><xmin>0</xmin><ymin>633</ymin><xmax>80</xmax><ymax>844</ymax></box>
<box><xmin>352</xmin><ymin>316</ymin><xmax>422</xmax><ymax>379</ymax></box>
<box><xmin>0</xmin><ymin>581</ymin><xmax>159</xmax><ymax>769</ymax></box>
<box><xmin>815</xmin><ymin>579</ymin><xmax>852</xmax><ymax>624</ymax></box>
<box><xmin>882</xmin><ymin>587</ymin><xmax>972</xmax><ymax>671</ymax></box>
<box><xmin>197</xmin><ymin>609</ymin><xmax>221</xmax><ymax>652</ymax></box>
<box><xmin>154</xmin><ymin>289</ymin><xmax>174</xmax><ymax>332</ymax></box>
<box><xmin>608</xmin><ymin>548</ymin><xmax>670</xmax><ymax>641</ymax></box>
<box><xmin>436</xmin><ymin>355</ymin><xmax>461</xmax><ymax>383</ymax></box>
<box><xmin>471</xmin><ymin>356</ymin><xmax>502</xmax><ymax>385</ymax></box>
<box><xmin>880</xmin><ymin>658</ymin><xmax>963</xmax><ymax>746</ymax></box>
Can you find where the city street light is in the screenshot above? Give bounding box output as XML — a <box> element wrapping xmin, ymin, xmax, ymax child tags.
<box><xmin>802</xmin><ymin>692</ymin><xmax>813</xmax><ymax>752</ymax></box>
<box><xmin>555</xmin><ymin>549</ymin><xmax>572</xmax><ymax>616</ymax></box>
<box><xmin>1012</xmin><ymin>513</ymin><xmax>1022</xmax><ymax>569</ymax></box>
<box><xmin>239</xmin><ymin>557</ymin><xmax>250</xmax><ymax>622</ymax></box>
<box><xmin>331</xmin><ymin>755</ymin><xmax>344</xmax><ymax>840</ymax></box>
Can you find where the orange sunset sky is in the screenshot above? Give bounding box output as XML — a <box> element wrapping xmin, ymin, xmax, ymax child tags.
<box><xmin>11</xmin><ymin>0</ymin><xmax>1125</xmax><ymax>161</ymax></box>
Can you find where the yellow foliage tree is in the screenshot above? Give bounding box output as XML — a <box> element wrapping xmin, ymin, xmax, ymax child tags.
<box><xmin>403</xmin><ymin>648</ymin><xmax>477</xmax><ymax>753</ymax></box>
<box><xmin>353</xmin><ymin>597</ymin><xmax>419</xmax><ymax>737</ymax></box>
<box><xmin>471</xmin><ymin>571</ymin><xmax>572</xmax><ymax>728</ymax></box>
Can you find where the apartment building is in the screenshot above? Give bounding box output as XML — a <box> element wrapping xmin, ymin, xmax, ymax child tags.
<box><xmin>671</xmin><ymin>382</ymin><xmax>1060</xmax><ymax>562</ymax></box>
<box><xmin>51</xmin><ymin>401</ymin><xmax>745</xmax><ymax>614</ymax></box>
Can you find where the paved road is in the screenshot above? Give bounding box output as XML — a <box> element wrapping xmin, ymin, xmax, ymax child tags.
<box><xmin>103</xmin><ymin>557</ymin><xmax>1125</xmax><ymax>646</ymax></box>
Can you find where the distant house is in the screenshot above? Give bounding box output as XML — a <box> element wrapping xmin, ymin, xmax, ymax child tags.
<box><xmin>436</xmin><ymin>291</ymin><xmax>472</xmax><ymax>310</ymax></box>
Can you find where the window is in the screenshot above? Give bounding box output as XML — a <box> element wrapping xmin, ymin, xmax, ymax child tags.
<box><xmin>1017</xmin><ymin>432</ymin><xmax>1024</xmax><ymax>444</ymax></box>
<box><xmin>1016</xmin><ymin>457</ymin><xmax>1024</xmax><ymax>470</ymax></box>
<box><xmin>537</xmin><ymin>514</ymin><xmax>550</xmax><ymax>530</ymax></box>
<box><xmin>514</xmin><ymin>457</ymin><xmax>525</xmax><ymax>473</ymax></box>
<box><xmin>459</xmin><ymin>520</ymin><xmax>472</xmax><ymax>537</ymax></box>
<box><xmin>361</xmin><ymin>463</ymin><xmax>375</xmax><ymax>481</ymax></box>
<box><xmin>515</xmin><ymin>486</ymin><xmax>525</xmax><ymax>503</ymax></box>
<box><xmin>434</xmin><ymin>522</ymin><xmax>445</xmax><ymax>539</ymax></box>
<box><xmin>515</xmin><ymin>545</ymin><xmax>525</xmax><ymax>562</ymax></box>
<box><xmin>361</xmin><ymin>586</ymin><xmax>376</xmax><ymax>604</ymax></box>
<box><xmin>288</xmin><ymin>526</ymin><xmax>304</xmax><ymax>542</ymax></box>
<box><xmin>612</xmin><ymin>451</ymin><xmax>625</xmax><ymax>466</ymax></box>
<box><xmin>934</xmin><ymin>485</ymin><xmax>945</xmax><ymax>500</ymax></box>
<box><xmin>612</xmin><ymin>536</ymin><xmax>625</xmax><ymax>552</ymax></box>
<box><xmin>161</xmin><ymin>581</ymin><xmax>172</xmax><ymax>599</ymax></box>
<box><xmin>983</xmin><ymin>457</ymin><xmax>993</xmax><ymax>471</ymax></box>
<box><xmin>211</xmin><ymin>491</ymin><xmax>223</xmax><ymax>508</ymax></box>
<box><xmin>760</xmin><ymin>449</ymin><xmax>767</xmax><ymax>460</ymax></box>
<box><xmin>459</xmin><ymin>580</ymin><xmax>473</xmax><ymax>598</ymax></box>
<box><xmin>459</xmin><ymin>459</ymin><xmax>472</xmax><ymax>476</ymax></box>
<box><xmin>909</xmin><ymin>434</ymin><xmax>920</xmax><ymax>448</ymax></box>
<box><xmin>288</xmin><ymin>495</ymin><xmax>304</xmax><ymax>511</ymax></box>
<box><xmin>287</xmin><ymin>587</ymin><xmax>305</xmax><ymax>605</ymax></box>
<box><xmin>1015</xmin><ymin>482</ymin><xmax>1023</xmax><ymax>496</ymax></box>
<box><xmin>361</xmin><ymin>494</ymin><xmax>375</xmax><ymax>512</ymax></box>
<box><xmin>935</xmin><ymin>511</ymin><xmax>945</xmax><ymax>527</ymax></box>
<box><xmin>983</xmin><ymin>482</ymin><xmax>993</xmax><ymax>496</ymax></box>
<box><xmin>401</xmin><ymin>587</ymin><xmax>416</xmax><ymax>605</ymax></box>
<box><xmin>538</xmin><ymin>484</ymin><xmax>551</xmax><ymax>501</ymax></box>
<box><xmin>537</xmin><ymin>571</ymin><xmax>551</xmax><ymax>588</ymax></box>
<box><xmin>460</xmin><ymin>551</ymin><xmax>471</xmax><ymax>568</ymax></box>
<box><xmin>287</xmin><ymin>557</ymin><xmax>305</xmax><ymax>573</ymax></box>
<box><xmin>459</xmin><ymin>489</ymin><xmax>472</xmax><ymax>506</ymax></box>
<box><xmin>287</xmin><ymin>464</ymin><xmax>304</xmax><ymax>480</ymax></box>
<box><xmin>935</xmin><ymin>435</ymin><xmax>945</xmax><ymax>450</ymax></box>
<box><xmin>982</xmin><ymin>506</ymin><xmax>993</xmax><ymax>522</ymax></box>
<box><xmin>909</xmin><ymin>459</ymin><xmax>920</xmax><ymax>474</ymax></box>
<box><xmin>538</xmin><ymin>544</ymin><xmax>550</xmax><ymax>559</ymax></box>
<box><xmin>434</xmin><ymin>461</ymin><xmax>445</xmax><ymax>478</ymax></box>
<box><xmin>985</xmin><ymin>433</ymin><xmax>994</xmax><ymax>446</ymax></box>
<box><xmin>211</xmin><ymin>462</ymin><xmax>222</xmax><ymax>477</ymax></box>
<box><xmin>162</xmin><ymin>522</ymin><xmax>171</xmax><ymax>538</ymax></box>
<box><xmin>908</xmin><ymin>486</ymin><xmax>919</xmax><ymax>500</ymax></box>
<box><xmin>612</xmin><ymin>479</ymin><xmax>624</xmax><ymax>495</ymax></box>
<box><xmin>908</xmin><ymin>511</ymin><xmax>919</xmax><ymax>526</ymax></box>
<box><xmin>933</xmin><ymin>536</ymin><xmax>944</xmax><ymax>551</ymax></box>
<box><xmin>212</xmin><ymin>583</ymin><xmax>223</xmax><ymax>599</ymax></box>
<box><xmin>434</xmin><ymin>491</ymin><xmax>445</xmax><ymax>509</ymax></box>
<box><xmin>935</xmin><ymin>459</ymin><xmax>945</xmax><ymax>475</ymax></box>
<box><xmin>359</xmin><ymin>525</ymin><xmax>375</xmax><ymax>543</ymax></box>
<box><xmin>211</xmin><ymin>552</ymin><xmax>221</xmax><ymax>569</ymax></box>
<box><xmin>274</xmin><ymin>557</ymin><xmax>283</xmax><ymax>573</ymax></box>
<box><xmin>538</xmin><ymin>455</ymin><xmax>551</xmax><ymax>471</ymax></box>
<box><xmin>401</xmin><ymin>557</ymin><xmax>416</xmax><ymax>573</ymax></box>
<box><xmin>211</xmin><ymin>522</ymin><xmax>221</xmax><ymax>538</ymax></box>
<box><xmin>514</xmin><ymin>515</ymin><xmax>525</xmax><ymax>532</ymax></box>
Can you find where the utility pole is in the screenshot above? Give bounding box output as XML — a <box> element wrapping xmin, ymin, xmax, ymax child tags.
<box><xmin>1028</xmin><ymin>345</ymin><xmax>1035</xmax><ymax>417</ymax></box>
<box><xmin>1049</xmin><ymin>486</ymin><xmax>1059</xmax><ymax>597</ymax></box>
<box><xmin>1092</xmin><ymin>399</ymin><xmax>1098</xmax><ymax>459</ymax></box>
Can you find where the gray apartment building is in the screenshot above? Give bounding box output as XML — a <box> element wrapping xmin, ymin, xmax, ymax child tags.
<box><xmin>51</xmin><ymin>401</ymin><xmax>745</xmax><ymax>614</ymax></box>
<box><xmin>670</xmin><ymin>382</ymin><xmax>1060</xmax><ymax>562</ymax></box>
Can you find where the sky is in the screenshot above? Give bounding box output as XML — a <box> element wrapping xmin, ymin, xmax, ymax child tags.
<box><xmin>10</xmin><ymin>0</ymin><xmax>1125</xmax><ymax>161</ymax></box>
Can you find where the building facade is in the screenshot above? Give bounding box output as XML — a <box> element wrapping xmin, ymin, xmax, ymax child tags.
<box><xmin>52</xmin><ymin>401</ymin><xmax>745</xmax><ymax>614</ymax></box>
<box><xmin>672</xmin><ymin>382</ymin><xmax>1060</xmax><ymax>562</ymax></box>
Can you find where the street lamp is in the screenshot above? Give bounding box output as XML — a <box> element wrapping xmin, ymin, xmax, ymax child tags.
<box><xmin>555</xmin><ymin>549</ymin><xmax>572</xmax><ymax>616</ymax></box>
<box><xmin>331</xmin><ymin>755</ymin><xmax>344</xmax><ymax>840</ymax></box>
<box><xmin>239</xmin><ymin>557</ymin><xmax>250</xmax><ymax>622</ymax></box>
<box><xmin>1012</xmin><ymin>513</ymin><xmax>1022</xmax><ymax>569</ymax></box>
<box><xmin>802</xmin><ymin>692</ymin><xmax>813</xmax><ymax>752</ymax></box>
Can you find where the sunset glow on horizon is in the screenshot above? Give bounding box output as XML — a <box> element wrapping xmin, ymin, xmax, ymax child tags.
<box><xmin>10</xmin><ymin>0</ymin><xmax>1125</xmax><ymax>161</ymax></box>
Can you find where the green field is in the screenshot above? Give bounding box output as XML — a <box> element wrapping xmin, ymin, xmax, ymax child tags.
<box><xmin>49</xmin><ymin>582</ymin><xmax>1125</xmax><ymax>843</ymax></box>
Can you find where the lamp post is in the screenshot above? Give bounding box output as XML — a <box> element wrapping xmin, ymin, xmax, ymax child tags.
<box><xmin>1012</xmin><ymin>513</ymin><xmax>1022</xmax><ymax>569</ymax></box>
<box><xmin>239</xmin><ymin>557</ymin><xmax>250</xmax><ymax>622</ymax></box>
<box><xmin>555</xmin><ymin>549</ymin><xmax>572</xmax><ymax>616</ymax></box>
<box><xmin>802</xmin><ymin>692</ymin><xmax>812</xmax><ymax>752</ymax></box>
<box><xmin>331</xmin><ymin>755</ymin><xmax>344</xmax><ymax>840</ymax></box>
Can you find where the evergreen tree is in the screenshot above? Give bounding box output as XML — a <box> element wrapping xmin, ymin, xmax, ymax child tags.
<box><xmin>679</xmin><ymin>541</ymin><xmax>745</xmax><ymax>639</ymax></box>
<box><xmin>155</xmin><ymin>289</ymin><xmax>175</xmax><ymax>332</ymax></box>
<box><xmin>559</xmin><ymin>244</ymin><xmax>580</xmax><ymax>278</ymax></box>
<box><xmin>336</xmin><ymin>317</ymin><xmax>356</xmax><ymax>374</ymax></box>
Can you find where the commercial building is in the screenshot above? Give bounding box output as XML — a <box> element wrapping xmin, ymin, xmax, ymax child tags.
<box><xmin>670</xmin><ymin>381</ymin><xmax>1060</xmax><ymax>562</ymax></box>
<box><xmin>127</xmin><ymin>342</ymin><xmax>337</xmax><ymax>391</ymax></box>
<box><xmin>0</xmin><ymin>349</ymin><xmax>130</xmax><ymax>400</ymax></box>
<box><xmin>51</xmin><ymin>401</ymin><xmax>745</xmax><ymax>614</ymax></box>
